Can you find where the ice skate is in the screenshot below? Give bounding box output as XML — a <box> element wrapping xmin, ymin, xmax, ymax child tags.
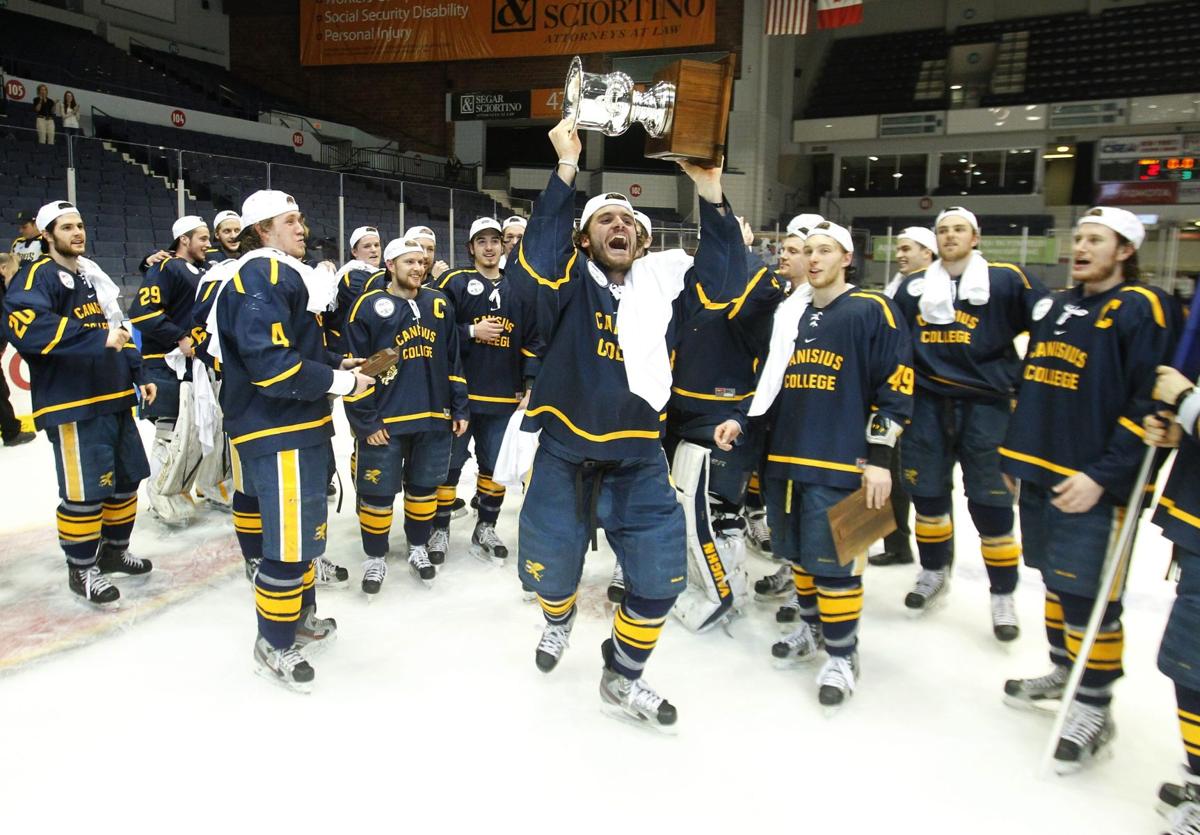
<box><xmin>95</xmin><ymin>541</ymin><xmax>153</xmax><ymax>577</ymax></box>
<box><xmin>68</xmin><ymin>564</ymin><xmax>120</xmax><ymax>609</ymax></box>
<box><xmin>295</xmin><ymin>605</ymin><xmax>337</xmax><ymax>654</ymax></box>
<box><xmin>771</xmin><ymin>621</ymin><xmax>824</xmax><ymax>666</ymax></box>
<box><xmin>1003</xmin><ymin>664</ymin><xmax>1068</xmax><ymax>712</ymax></box>
<box><xmin>408</xmin><ymin>545</ymin><xmax>436</xmax><ymax>587</ymax></box>
<box><xmin>1157</xmin><ymin>767</ymin><xmax>1200</xmax><ymax>817</ymax></box>
<box><xmin>599</xmin><ymin>641</ymin><xmax>677</xmax><ymax>732</ymax></box>
<box><xmin>817</xmin><ymin>653</ymin><xmax>859</xmax><ymax>712</ymax></box>
<box><xmin>991</xmin><ymin>592</ymin><xmax>1020</xmax><ymax>642</ymax></box>
<box><xmin>313</xmin><ymin>556</ymin><xmax>349</xmax><ymax>588</ymax></box>
<box><xmin>755</xmin><ymin>564</ymin><xmax>792</xmax><ymax>601</ymax></box>
<box><xmin>244</xmin><ymin>557</ymin><xmax>261</xmax><ymax>585</ymax></box>
<box><xmin>470</xmin><ymin>521</ymin><xmax>507</xmax><ymax>565</ymax></box>
<box><xmin>1164</xmin><ymin>802</ymin><xmax>1200</xmax><ymax>835</ymax></box>
<box><xmin>745</xmin><ymin>508</ymin><xmax>771</xmax><ymax>555</ymax></box>
<box><xmin>1053</xmin><ymin>701</ymin><xmax>1115</xmax><ymax>774</ymax></box>
<box><xmin>535</xmin><ymin>610</ymin><xmax>575</xmax><ymax>673</ymax></box>
<box><xmin>253</xmin><ymin>635</ymin><xmax>314</xmax><ymax>693</ymax></box>
<box><xmin>776</xmin><ymin>592</ymin><xmax>801</xmax><ymax>624</ymax></box>
<box><xmin>361</xmin><ymin>556</ymin><xmax>387</xmax><ymax>596</ymax></box>
<box><xmin>427</xmin><ymin>527</ymin><xmax>449</xmax><ymax>566</ymax></box>
<box><xmin>904</xmin><ymin>568</ymin><xmax>949</xmax><ymax>615</ymax></box>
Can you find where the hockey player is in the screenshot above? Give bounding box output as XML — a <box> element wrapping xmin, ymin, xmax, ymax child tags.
<box><xmin>1145</xmin><ymin>364</ymin><xmax>1200</xmax><ymax>834</ymax></box>
<box><xmin>1000</xmin><ymin>207</ymin><xmax>1178</xmax><ymax>772</ymax></box>
<box><xmin>750</xmin><ymin>213</ymin><xmax>821</xmax><ymax>608</ymax></box>
<box><xmin>325</xmin><ymin>225</ymin><xmax>383</xmax><ymax>354</ymax></box>
<box><xmin>751</xmin><ymin>221</ymin><xmax>912</xmax><ymax>708</ymax></box>
<box><xmin>127</xmin><ymin>215</ymin><xmax>213</xmax><ymax>527</ymax></box>
<box><xmin>11</xmin><ymin>210</ymin><xmax>45</xmax><ymax>266</ymax></box>
<box><xmin>435</xmin><ymin>217</ymin><xmax>541</xmax><ymax>566</ymax></box>
<box><xmin>666</xmin><ymin>216</ymin><xmax>786</xmax><ymax>632</ymax></box>
<box><xmin>3</xmin><ymin>200</ymin><xmax>155</xmax><ymax>605</ymax></box>
<box><xmin>506</xmin><ymin>119</ymin><xmax>745</xmax><ymax>728</ymax></box>
<box><xmin>206</xmin><ymin>210</ymin><xmax>241</xmax><ymax>264</ymax></box>
<box><xmin>499</xmin><ymin>215</ymin><xmax>527</xmax><ymax>270</ymax></box>
<box><xmin>404</xmin><ymin>225</ymin><xmax>449</xmax><ymax>287</ymax></box>
<box><xmin>208</xmin><ymin>189</ymin><xmax>372</xmax><ymax>691</ymax></box>
<box><xmin>870</xmin><ymin>226</ymin><xmax>936</xmax><ymax>568</ymax></box>
<box><xmin>891</xmin><ymin>206</ymin><xmax>1047</xmax><ymax>640</ymax></box>
<box><xmin>344</xmin><ymin>237</ymin><xmax>469</xmax><ymax>593</ymax></box>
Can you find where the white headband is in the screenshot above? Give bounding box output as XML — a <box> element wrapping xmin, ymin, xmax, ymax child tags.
<box><xmin>350</xmin><ymin>226</ymin><xmax>380</xmax><ymax>250</ymax></box>
<box><xmin>1076</xmin><ymin>206</ymin><xmax>1146</xmax><ymax>250</ymax></box>
<box><xmin>786</xmin><ymin>213</ymin><xmax>825</xmax><ymax>240</ymax></box>
<box><xmin>241</xmin><ymin>190</ymin><xmax>300</xmax><ymax>228</ymax></box>
<box><xmin>403</xmin><ymin>225</ymin><xmax>436</xmax><ymax>244</ymax></box>
<box><xmin>384</xmin><ymin>237</ymin><xmax>426</xmax><ymax>262</ymax></box>
<box><xmin>502</xmin><ymin>215</ymin><xmax>527</xmax><ymax>232</ymax></box>
<box><xmin>935</xmin><ymin>206</ymin><xmax>980</xmax><ymax>234</ymax></box>
<box><xmin>579</xmin><ymin>192</ymin><xmax>635</xmax><ymax>231</ymax></box>
<box><xmin>213</xmin><ymin>210</ymin><xmax>240</xmax><ymax>230</ymax></box>
<box><xmin>806</xmin><ymin>221</ymin><xmax>854</xmax><ymax>254</ymax></box>
<box><xmin>171</xmin><ymin>215</ymin><xmax>206</xmax><ymax>241</ymax></box>
<box><xmin>36</xmin><ymin>200</ymin><xmax>80</xmax><ymax>232</ymax></box>
<box><xmin>469</xmin><ymin>217</ymin><xmax>503</xmax><ymax>241</ymax></box>
<box><xmin>897</xmin><ymin>226</ymin><xmax>937</xmax><ymax>253</ymax></box>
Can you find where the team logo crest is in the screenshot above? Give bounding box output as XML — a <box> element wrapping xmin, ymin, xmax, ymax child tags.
<box><xmin>907</xmin><ymin>278</ymin><xmax>925</xmax><ymax>297</ymax></box>
<box><xmin>380</xmin><ymin>366</ymin><xmax>398</xmax><ymax>386</ymax></box>
<box><xmin>904</xmin><ymin>468</ymin><xmax>919</xmax><ymax>485</ymax></box>
<box><xmin>374</xmin><ymin>297</ymin><xmax>396</xmax><ymax>318</ymax></box>
<box><xmin>313</xmin><ymin>523</ymin><xmax>327</xmax><ymax>541</ymax></box>
<box><xmin>364</xmin><ymin>468</ymin><xmax>382</xmax><ymax>484</ymax></box>
<box><xmin>186</xmin><ymin>263</ymin><xmax>200</xmax><ymax>275</ymax></box>
<box><xmin>467</xmin><ymin>279</ymin><xmax>485</xmax><ymax>296</ymax></box>
<box><xmin>524</xmin><ymin>560</ymin><xmax>545</xmax><ymax>582</ymax></box>
<box><xmin>1031</xmin><ymin>297</ymin><xmax>1054</xmax><ymax>322</ymax></box>
<box><xmin>99</xmin><ymin>471</ymin><xmax>114</xmax><ymax>487</ymax></box>
<box><xmin>58</xmin><ymin>270</ymin><xmax>75</xmax><ymax>289</ymax></box>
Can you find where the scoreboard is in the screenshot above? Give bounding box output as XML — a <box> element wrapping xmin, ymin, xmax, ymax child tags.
<box><xmin>1098</xmin><ymin>156</ymin><xmax>1196</xmax><ymax>182</ymax></box>
<box><xmin>1096</xmin><ymin>135</ymin><xmax>1200</xmax><ymax>203</ymax></box>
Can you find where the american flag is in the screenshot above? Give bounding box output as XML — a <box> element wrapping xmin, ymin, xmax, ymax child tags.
<box><xmin>765</xmin><ymin>0</ymin><xmax>811</xmax><ymax>36</ymax></box>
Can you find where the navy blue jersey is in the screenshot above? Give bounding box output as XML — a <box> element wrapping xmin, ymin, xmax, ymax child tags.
<box><xmin>1000</xmin><ymin>282</ymin><xmax>1179</xmax><ymax>501</ymax></box>
<box><xmin>10</xmin><ymin>235</ymin><xmax>45</xmax><ymax>266</ymax></box>
<box><xmin>128</xmin><ymin>255</ymin><xmax>204</xmax><ymax>367</ymax></box>
<box><xmin>506</xmin><ymin>172</ymin><xmax>747</xmax><ymax>461</ymax></box>
<box><xmin>342</xmin><ymin>286</ymin><xmax>468</xmax><ymax>438</ymax></box>
<box><xmin>436</xmin><ymin>267</ymin><xmax>542</xmax><ymax>415</ymax></box>
<box><xmin>326</xmin><ymin>265</ymin><xmax>384</xmax><ymax>355</ymax></box>
<box><xmin>214</xmin><ymin>256</ymin><xmax>342</xmax><ymax>458</ymax></box>
<box><xmin>204</xmin><ymin>247</ymin><xmax>234</xmax><ymax>265</ymax></box>
<box><xmin>893</xmin><ymin>262</ymin><xmax>1047</xmax><ymax>399</ymax></box>
<box><xmin>1157</xmin><ymin>438</ymin><xmax>1200</xmax><ymax>553</ymax></box>
<box><xmin>191</xmin><ymin>278</ymin><xmax>223</xmax><ymax>372</ymax></box>
<box><xmin>764</xmin><ymin>289</ymin><xmax>914</xmax><ymax>490</ymax></box>
<box><xmin>3</xmin><ymin>257</ymin><xmax>142</xmax><ymax>429</ymax></box>
<box><xmin>669</xmin><ymin>257</ymin><xmax>785</xmax><ymax>417</ymax></box>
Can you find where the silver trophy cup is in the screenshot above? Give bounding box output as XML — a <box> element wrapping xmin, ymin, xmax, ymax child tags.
<box><xmin>562</xmin><ymin>56</ymin><xmax>676</xmax><ymax>138</ymax></box>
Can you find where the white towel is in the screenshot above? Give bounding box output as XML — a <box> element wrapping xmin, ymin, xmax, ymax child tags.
<box><xmin>76</xmin><ymin>256</ymin><xmax>127</xmax><ymax>330</ymax></box>
<box><xmin>614</xmin><ymin>249</ymin><xmax>694</xmax><ymax>411</ymax></box>
<box><xmin>918</xmin><ymin>250</ymin><xmax>990</xmax><ymax>325</ymax></box>
<box><xmin>884</xmin><ymin>270</ymin><xmax>904</xmax><ymax>299</ymax></box>
<box><xmin>192</xmin><ymin>360</ymin><xmax>219</xmax><ymax>455</ymax></box>
<box><xmin>335</xmin><ymin>259</ymin><xmax>378</xmax><ymax>281</ymax></box>
<box><xmin>205</xmin><ymin>248</ymin><xmax>338</xmax><ymax>364</ymax></box>
<box><xmin>747</xmin><ymin>283</ymin><xmax>815</xmax><ymax>417</ymax></box>
<box><xmin>494</xmin><ymin>408</ymin><xmax>540</xmax><ymax>489</ymax></box>
<box><xmin>164</xmin><ymin>348</ymin><xmax>187</xmax><ymax>381</ymax></box>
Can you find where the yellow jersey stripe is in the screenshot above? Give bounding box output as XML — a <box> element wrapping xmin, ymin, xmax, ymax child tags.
<box><xmin>1118</xmin><ymin>416</ymin><xmax>1146</xmax><ymax>439</ymax></box>
<box><xmin>670</xmin><ymin>386</ymin><xmax>754</xmax><ymax>402</ymax></box>
<box><xmin>129</xmin><ymin>309</ymin><xmax>164</xmax><ymax>324</ymax></box>
<box><xmin>231</xmin><ymin>414</ymin><xmax>333</xmax><ymax>446</ymax></box>
<box><xmin>1161</xmin><ymin>497</ymin><xmax>1200</xmax><ymax>531</ymax></box>
<box><xmin>383</xmin><ymin>412</ymin><xmax>451</xmax><ymax>424</ymax></box>
<box><xmin>449</xmin><ymin>375</ymin><xmax>467</xmax><ymax>384</ymax></box>
<box><xmin>349</xmin><ymin>289</ymin><xmax>381</xmax><ymax>324</ymax></box>
<box><xmin>252</xmin><ymin>361</ymin><xmax>302</xmax><ymax>388</ymax></box>
<box><xmin>997</xmin><ymin>446</ymin><xmax>1079</xmax><ymax>478</ymax></box>
<box><xmin>42</xmin><ymin>317</ymin><xmax>68</xmax><ymax>354</ymax></box>
<box><xmin>1121</xmin><ymin>285</ymin><xmax>1166</xmax><ymax>328</ymax></box>
<box><xmin>850</xmin><ymin>292</ymin><xmax>897</xmax><ymax>329</ymax></box>
<box><xmin>469</xmin><ymin>394</ymin><xmax>521</xmax><ymax>403</ymax></box>
<box><xmin>32</xmin><ymin>388</ymin><xmax>135</xmax><ymax>420</ymax></box>
<box><xmin>525</xmin><ymin>404</ymin><xmax>661</xmax><ymax>442</ymax></box>
<box><xmin>989</xmin><ymin>261</ymin><xmax>1033</xmax><ymax>290</ymax></box>
<box><xmin>766</xmin><ymin>454</ymin><xmax>862</xmax><ymax>474</ymax></box>
<box><xmin>344</xmin><ymin>385</ymin><xmax>375</xmax><ymax>403</ymax></box>
<box><xmin>519</xmin><ymin>243</ymin><xmax>577</xmax><ymax>290</ymax></box>
<box><xmin>728</xmin><ymin>268</ymin><xmax>769</xmax><ymax>319</ymax></box>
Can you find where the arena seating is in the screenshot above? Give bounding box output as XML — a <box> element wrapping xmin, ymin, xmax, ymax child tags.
<box><xmin>805</xmin><ymin>0</ymin><xmax>1200</xmax><ymax>119</ymax></box>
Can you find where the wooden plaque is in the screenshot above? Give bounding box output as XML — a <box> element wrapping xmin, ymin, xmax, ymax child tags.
<box><xmin>827</xmin><ymin>487</ymin><xmax>897</xmax><ymax>567</ymax></box>
<box><xmin>644</xmin><ymin>54</ymin><xmax>736</xmax><ymax>167</ymax></box>
<box><xmin>358</xmin><ymin>347</ymin><xmax>400</xmax><ymax>377</ymax></box>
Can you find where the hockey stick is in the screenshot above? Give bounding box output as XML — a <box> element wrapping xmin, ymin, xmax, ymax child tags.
<box><xmin>1039</xmin><ymin>297</ymin><xmax>1200</xmax><ymax>775</ymax></box>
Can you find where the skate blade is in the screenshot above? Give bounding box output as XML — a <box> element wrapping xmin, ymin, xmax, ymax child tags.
<box><xmin>451</xmin><ymin>507</ymin><xmax>469</xmax><ymax>520</ymax></box>
<box><xmin>771</xmin><ymin>653</ymin><xmax>819</xmax><ymax>670</ymax></box>
<box><xmin>316</xmin><ymin>578</ymin><xmax>351</xmax><ymax>590</ymax></box>
<box><xmin>1002</xmin><ymin>695</ymin><xmax>1061</xmax><ymax>715</ymax></box>
<box><xmin>822</xmin><ymin>702</ymin><xmax>846</xmax><ymax>719</ymax></box>
<box><xmin>1053</xmin><ymin>741</ymin><xmax>1115</xmax><ymax>776</ymax></box>
<box><xmin>599</xmin><ymin>701</ymin><xmax>679</xmax><ymax>736</ymax></box>
<box><xmin>469</xmin><ymin>545</ymin><xmax>505</xmax><ymax>567</ymax></box>
<box><xmin>297</xmin><ymin>633</ymin><xmax>337</xmax><ymax>658</ymax></box>
<box><xmin>253</xmin><ymin>664</ymin><xmax>313</xmax><ymax>694</ymax></box>
<box><xmin>754</xmin><ymin>591</ymin><xmax>790</xmax><ymax>603</ymax></box>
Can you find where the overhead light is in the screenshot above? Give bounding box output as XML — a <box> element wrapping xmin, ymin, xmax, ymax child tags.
<box><xmin>825</xmin><ymin>124</ymin><xmax>833</xmax><ymax>128</ymax></box>
<box><xmin>893</xmin><ymin>172</ymin><xmax>904</xmax><ymax>178</ymax></box>
<box><xmin>1026</xmin><ymin>115</ymin><xmax>1042</xmax><ymax>121</ymax></box>
<box><xmin>1043</xmin><ymin>152</ymin><xmax>1075</xmax><ymax>159</ymax></box>
<box><xmin>959</xmin><ymin>157</ymin><xmax>968</xmax><ymax>163</ymax></box>
<box><xmin>1149</xmin><ymin>104</ymin><xmax>1158</xmax><ymax>109</ymax></box>
<box><xmin>847</xmin><ymin>187</ymin><xmax>857</xmax><ymax>192</ymax></box>
<box><xmin>1025</xmin><ymin>105</ymin><xmax>1038</xmax><ymax>111</ymax></box>
<box><xmin>950</xmin><ymin>84</ymin><xmax>963</xmax><ymax>90</ymax></box>
<box><xmin>1056</xmin><ymin>145</ymin><xmax>1071</xmax><ymax>152</ymax></box>
<box><xmin>868</xmin><ymin>155</ymin><xmax>879</xmax><ymax>161</ymax></box>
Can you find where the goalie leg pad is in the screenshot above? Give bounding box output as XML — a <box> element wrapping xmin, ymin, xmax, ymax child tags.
<box><xmin>672</xmin><ymin>441</ymin><xmax>738</xmax><ymax>632</ymax></box>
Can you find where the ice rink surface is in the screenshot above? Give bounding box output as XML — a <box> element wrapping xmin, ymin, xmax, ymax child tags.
<box><xmin>0</xmin><ymin>412</ymin><xmax>1184</xmax><ymax>833</ymax></box>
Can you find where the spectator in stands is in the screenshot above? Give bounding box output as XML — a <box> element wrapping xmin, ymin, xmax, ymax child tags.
<box><xmin>11</xmin><ymin>211</ymin><xmax>45</xmax><ymax>266</ymax></box>
<box><xmin>33</xmin><ymin>85</ymin><xmax>56</xmax><ymax>145</ymax></box>
<box><xmin>59</xmin><ymin>91</ymin><xmax>80</xmax><ymax>139</ymax></box>
<box><xmin>0</xmin><ymin>253</ymin><xmax>37</xmax><ymax>448</ymax></box>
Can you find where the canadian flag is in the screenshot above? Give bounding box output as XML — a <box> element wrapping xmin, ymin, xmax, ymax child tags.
<box><xmin>817</xmin><ymin>0</ymin><xmax>863</xmax><ymax>29</ymax></box>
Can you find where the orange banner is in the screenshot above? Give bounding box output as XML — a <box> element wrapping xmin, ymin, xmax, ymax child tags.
<box><xmin>299</xmin><ymin>0</ymin><xmax>716</xmax><ymax>66</ymax></box>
